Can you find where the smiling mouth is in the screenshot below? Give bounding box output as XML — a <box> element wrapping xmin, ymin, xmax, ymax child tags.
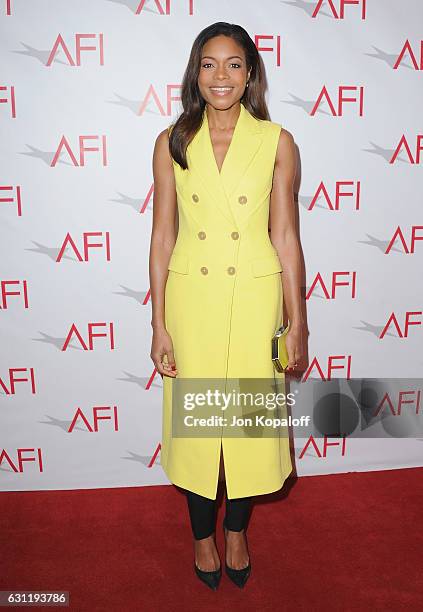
<box><xmin>209</xmin><ymin>87</ymin><xmax>234</xmax><ymax>95</ymax></box>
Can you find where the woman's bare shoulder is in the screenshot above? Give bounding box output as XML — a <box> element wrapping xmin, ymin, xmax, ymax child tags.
<box><xmin>275</xmin><ymin>127</ymin><xmax>296</xmax><ymax>172</ymax></box>
<box><xmin>154</xmin><ymin>127</ymin><xmax>171</xmax><ymax>149</ymax></box>
<box><xmin>278</xmin><ymin>127</ymin><xmax>295</xmax><ymax>147</ymax></box>
<box><xmin>154</xmin><ymin>127</ymin><xmax>173</xmax><ymax>159</ymax></box>
<box><xmin>153</xmin><ymin>128</ymin><xmax>174</xmax><ymax>178</ymax></box>
<box><xmin>266</xmin><ymin>118</ymin><xmax>294</xmax><ymax>142</ymax></box>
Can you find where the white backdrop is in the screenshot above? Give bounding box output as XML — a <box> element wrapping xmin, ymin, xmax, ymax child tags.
<box><xmin>1</xmin><ymin>0</ymin><xmax>422</xmax><ymax>492</ymax></box>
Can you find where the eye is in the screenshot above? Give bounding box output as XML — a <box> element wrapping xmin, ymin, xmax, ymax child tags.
<box><xmin>201</xmin><ymin>62</ymin><xmax>242</xmax><ymax>69</ymax></box>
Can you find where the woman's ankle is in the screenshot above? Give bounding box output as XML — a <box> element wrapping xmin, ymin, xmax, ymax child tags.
<box><xmin>194</xmin><ymin>537</ymin><xmax>220</xmax><ymax>571</ymax></box>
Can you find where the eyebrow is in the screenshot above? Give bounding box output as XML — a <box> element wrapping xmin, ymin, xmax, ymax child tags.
<box><xmin>201</xmin><ymin>55</ymin><xmax>243</xmax><ymax>61</ymax></box>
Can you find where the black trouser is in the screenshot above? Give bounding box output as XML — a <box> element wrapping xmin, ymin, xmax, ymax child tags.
<box><xmin>186</xmin><ymin>489</ymin><xmax>252</xmax><ymax>540</ymax></box>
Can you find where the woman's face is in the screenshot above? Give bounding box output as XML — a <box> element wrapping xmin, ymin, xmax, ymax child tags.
<box><xmin>197</xmin><ymin>35</ymin><xmax>251</xmax><ymax>109</ymax></box>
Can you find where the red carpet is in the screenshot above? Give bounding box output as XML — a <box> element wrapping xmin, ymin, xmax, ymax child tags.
<box><xmin>2</xmin><ymin>468</ymin><xmax>422</xmax><ymax>611</ymax></box>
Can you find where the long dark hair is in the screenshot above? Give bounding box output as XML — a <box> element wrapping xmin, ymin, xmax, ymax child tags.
<box><xmin>169</xmin><ymin>22</ymin><xmax>270</xmax><ymax>170</ymax></box>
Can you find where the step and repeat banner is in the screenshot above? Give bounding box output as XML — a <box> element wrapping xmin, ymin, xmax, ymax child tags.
<box><xmin>1</xmin><ymin>1</ymin><xmax>422</xmax><ymax>492</ymax></box>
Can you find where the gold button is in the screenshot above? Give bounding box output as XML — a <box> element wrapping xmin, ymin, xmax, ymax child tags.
<box><xmin>198</xmin><ymin>231</ymin><xmax>206</xmax><ymax>240</ymax></box>
<box><xmin>200</xmin><ymin>266</ymin><xmax>208</xmax><ymax>275</ymax></box>
<box><xmin>231</xmin><ymin>231</ymin><xmax>239</xmax><ymax>240</ymax></box>
<box><xmin>192</xmin><ymin>193</ymin><xmax>199</xmax><ymax>203</ymax></box>
<box><xmin>227</xmin><ymin>266</ymin><xmax>236</xmax><ymax>275</ymax></box>
<box><xmin>238</xmin><ymin>195</ymin><xmax>247</xmax><ymax>205</ymax></box>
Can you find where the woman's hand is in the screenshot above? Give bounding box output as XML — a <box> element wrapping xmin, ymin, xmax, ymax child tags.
<box><xmin>151</xmin><ymin>326</ymin><xmax>178</xmax><ymax>378</ymax></box>
<box><xmin>285</xmin><ymin>323</ymin><xmax>304</xmax><ymax>373</ymax></box>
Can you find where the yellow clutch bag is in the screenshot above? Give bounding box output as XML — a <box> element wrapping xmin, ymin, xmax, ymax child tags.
<box><xmin>271</xmin><ymin>324</ymin><xmax>290</xmax><ymax>372</ymax></box>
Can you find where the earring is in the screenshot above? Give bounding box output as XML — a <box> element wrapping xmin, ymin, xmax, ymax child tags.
<box><xmin>246</xmin><ymin>81</ymin><xmax>249</xmax><ymax>88</ymax></box>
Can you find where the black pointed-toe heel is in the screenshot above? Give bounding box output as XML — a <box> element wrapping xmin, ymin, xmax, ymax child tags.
<box><xmin>194</xmin><ymin>562</ymin><xmax>222</xmax><ymax>591</ymax></box>
<box><xmin>223</xmin><ymin>523</ymin><xmax>251</xmax><ymax>588</ymax></box>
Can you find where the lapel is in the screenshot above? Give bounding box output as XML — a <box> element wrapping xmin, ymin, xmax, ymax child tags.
<box><xmin>186</xmin><ymin>102</ymin><xmax>265</xmax><ymax>228</ymax></box>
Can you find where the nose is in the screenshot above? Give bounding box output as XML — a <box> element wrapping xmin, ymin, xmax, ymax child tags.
<box><xmin>215</xmin><ymin>64</ymin><xmax>229</xmax><ymax>80</ymax></box>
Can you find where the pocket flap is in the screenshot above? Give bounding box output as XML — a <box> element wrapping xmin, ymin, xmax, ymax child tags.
<box><xmin>168</xmin><ymin>252</ymin><xmax>189</xmax><ymax>274</ymax></box>
<box><xmin>251</xmin><ymin>254</ymin><xmax>282</xmax><ymax>277</ymax></box>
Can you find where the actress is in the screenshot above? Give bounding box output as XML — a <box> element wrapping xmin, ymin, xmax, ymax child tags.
<box><xmin>149</xmin><ymin>22</ymin><xmax>304</xmax><ymax>590</ymax></box>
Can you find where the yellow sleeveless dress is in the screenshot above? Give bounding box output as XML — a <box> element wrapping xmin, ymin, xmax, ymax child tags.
<box><xmin>161</xmin><ymin>102</ymin><xmax>292</xmax><ymax>500</ymax></box>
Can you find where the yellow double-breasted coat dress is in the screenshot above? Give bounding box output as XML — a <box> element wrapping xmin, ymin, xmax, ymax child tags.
<box><xmin>160</xmin><ymin>101</ymin><xmax>293</xmax><ymax>500</ymax></box>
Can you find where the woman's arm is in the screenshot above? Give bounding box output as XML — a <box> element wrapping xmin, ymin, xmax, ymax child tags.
<box><xmin>269</xmin><ymin>128</ymin><xmax>305</xmax><ymax>367</ymax></box>
<box><xmin>148</xmin><ymin>128</ymin><xmax>179</xmax><ymax>377</ymax></box>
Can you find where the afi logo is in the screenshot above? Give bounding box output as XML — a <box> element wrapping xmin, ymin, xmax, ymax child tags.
<box><xmin>312</xmin><ymin>0</ymin><xmax>366</xmax><ymax>19</ymax></box>
<box><xmin>137</xmin><ymin>85</ymin><xmax>181</xmax><ymax>115</ymax></box>
<box><xmin>312</xmin><ymin>86</ymin><xmax>364</xmax><ymax>116</ymax></box>
<box><xmin>0</xmin><ymin>85</ymin><xmax>16</xmax><ymax>118</ymax></box>
<box><xmin>255</xmin><ymin>35</ymin><xmax>281</xmax><ymax>66</ymax></box>
<box><xmin>0</xmin><ymin>368</ymin><xmax>36</xmax><ymax>395</ymax></box>
<box><xmin>57</xmin><ymin>232</ymin><xmax>111</xmax><ymax>262</ymax></box>
<box><xmin>0</xmin><ymin>185</ymin><xmax>22</xmax><ymax>215</ymax></box>
<box><xmin>309</xmin><ymin>181</ymin><xmax>361</xmax><ymax>210</ymax></box>
<box><xmin>46</xmin><ymin>34</ymin><xmax>104</xmax><ymax>66</ymax></box>
<box><xmin>307</xmin><ymin>272</ymin><xmax>357</xmax><ymax>299</ymax></box>
<box><xmin>68</xmin><ymin>406</ymin><xmax>119</xmax><ymax>432</ymax></box>
<box><xmin>135</xmin><ymin>0</ymin><xmax>194</xmax><ymax>15</ymax></box>
<box><xmin>51</xmin><ymin>135</ymin><xmax>107</xmax><ymax>167</ymax></box>
<box><xmin>0</xmin><ymin>449</ymin><xmax>43</xmax><ymax>473</ymax></box>
<box><xmin>390</xmin><ymin>134</ymin><xmax>423</xmax><ymax>164</ymax></box>
<box><xmin>1</xmin><ymin>280</ymin><xmax>29</xmax><ymax>309</ymax></box>
<box><xmin>374</xmin><ymin>389</ymin><xmax>421</xmax><ymax>416</ymax></box>
<box><xmin>299</xmin><ymin>436</ymin><xmax>347</xmax><ymax>458</ymax></box>
<box><xmin>394</xmin><ymin>40</ymin><xmax>423</xmax><ymax>70</ymax></box>
<box><xmin>62</xmin><ymin>323</ymin><xmax>115</xmax><ymax>351</ymax></box>
<box><xmin>385</xmin><ymin>226</ymin><xmax>423</xmax><ymax>254</ymax></box>
<box><xmin>302</xmin><ymin>357</ymin><xmax>352</xmax><ymax>380</ymax></box>
<box><xmin>380</xmin><ymin>313</ymin><xmax>422</xmax><ymax>339</ymax></box>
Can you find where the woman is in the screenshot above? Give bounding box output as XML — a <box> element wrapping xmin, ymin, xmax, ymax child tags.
<box><xmin>149</xmin><ymin>22</ymin><xmax>304</xmax><ymax>590</ymax></box>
